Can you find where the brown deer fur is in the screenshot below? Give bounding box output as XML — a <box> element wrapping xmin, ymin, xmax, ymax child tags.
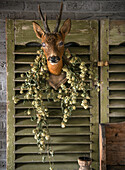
<box><xmin>32</xmin><ymin>3</ymin><xmax>71</xmax><ymax>75</ymax></box>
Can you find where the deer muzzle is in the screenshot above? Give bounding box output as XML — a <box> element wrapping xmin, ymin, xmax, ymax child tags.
<box><xmin>48</xmin><ymin>56</ymin><xmax>60</xmax><ymax>65</ymax></box>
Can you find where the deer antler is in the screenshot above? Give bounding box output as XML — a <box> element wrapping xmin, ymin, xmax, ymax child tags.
<box><xmin>38</xmin><ymin>5</ymin><xmax>50</xmax><ymax>33</ymax></box>
<box><xmin>54</xmin><ymin>2</ymin><xmax>63</xmax><ymax>33</ymax></box>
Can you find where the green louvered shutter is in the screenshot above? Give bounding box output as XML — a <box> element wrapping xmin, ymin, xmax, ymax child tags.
<box><xmin>7</xmin><ymin>20</ymin><xmax>99</xmax><ymax>170</ymax></box>
<box><xmin>100</xmin><ymin>20</ymin><xmax>125</xmax><ymax>170</ymax></box>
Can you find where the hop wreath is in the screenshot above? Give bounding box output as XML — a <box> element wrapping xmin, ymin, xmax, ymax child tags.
<box><xmin>13</xmin><ymin>47</ymin><xmax>100</xmax><ymax>170</ymax></box>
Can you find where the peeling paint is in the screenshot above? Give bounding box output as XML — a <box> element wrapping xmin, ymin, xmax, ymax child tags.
<box><xmin>22</xmin><ymin>25</ymin><xmax>30</xmax><ymax>30</ymax></box>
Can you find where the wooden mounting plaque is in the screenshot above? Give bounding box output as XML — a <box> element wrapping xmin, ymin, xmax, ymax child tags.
<box><xmin>47</xmin><ymin>71</ymin><xmax>67</xmax><ymax>90</ymax></box>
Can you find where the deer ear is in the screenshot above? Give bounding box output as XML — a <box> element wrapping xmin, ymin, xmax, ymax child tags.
<box><xmin>60</xmin><ymin>19</ymin><xmax>71</xmax><ymax>37</ymax></box>
<box><xmin>33</xmin><ymin>22</ymin><xmax>45</xmax><ymax>39</ymax></box>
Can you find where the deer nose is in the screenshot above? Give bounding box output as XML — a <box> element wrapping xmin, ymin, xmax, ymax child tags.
<box><xmin>48</xmin><ymin>56</ymin><xmax>60</xmax><ymax>63</ymax></box>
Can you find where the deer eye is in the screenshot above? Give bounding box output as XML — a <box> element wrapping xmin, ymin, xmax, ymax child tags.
<box><xmin>58</xmin><ymin>41</ymin><xmax>64</xmax><ymax>46</ymax></box>
<box><xmin>42</xmin><ymin>42</ymin><xmax>46</xmax><ymax>47</ymax></box>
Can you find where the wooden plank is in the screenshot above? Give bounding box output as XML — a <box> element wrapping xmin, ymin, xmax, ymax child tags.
<box><xmin>109</xmin><ymin>20</ymin><xmax>125</xmax><ymax>45</ymax></box>
<box><xmin>109</xmin><ymin>46</ymin><xmax>125</xmax><ymax>54</ymax></box>
<box><xmin>109</xmin><ymin>113</ymin><xmax>125</xmax><ymax>117</ymax></box>
<box><xmin>105</xmin><ymin>122</ymin><xmax>125</xmax><ymax>142</ymax></box>
<box><xmin>107</xmin><ymin>165</ymin><xmax>125</xmax><ymax>170</ymax></box>
<box><xmin>109</xmin><ymin>65</ymin><xmax>125</xmax><ymax>73</ymax></box>
<box><xmin>107</xmin><ymin>142</ymin><xmax>125</xmax><ymax>165</ymax></box>
<box><xmin>89</xmin><ymin>20</ymin><xmax>99</xmax><ymax>169</ymax></box>
<box><xmin>15</xmin><ymin>20</ymin><xmax>92</xmax><ymax>45</ymax></box>
<box><xmin>6</xmin><ymin>19</ymin><xmax>15</xmax><ymax>170</ymax></box>
<box><xmin>109</xmin><ymin>82</ymin><xmax>125</xmax><ymax>90</ymax></box>
<box><xmin>15</xmin><ymin>127</ymin><xmax>91</xmax><ymax>136</ymax></box>
<box><xmin>15</xmin><ymin>162</ymin><xmax>79</xmax><ymax>170</ymax></box>
<box><xmin>15</xmin><ymin>117</ymin><xmax>91</xmax><ymax>127</ymax></box>
<box><xmin>110</xmin><ymin>117</ymin><xmax>125</xmax><ymax>123</ymax></box>
<box><xmin>15</xmin><ymin>65</ymin><xmax>30</xmax><ymax>73</ymax></box>
<box><xmin>15</xmin><ymin>145</ymin><xmax>90</xmax><ymax>153</ymax></box>
<box><xmin>15</xmin><ymin>154</ymin><xmax>90</xmax><ymax>163</ymax></box>
<box><xmin>15</xmin><ymin>136</ymin><xmax>91</xmax><ymax>145</ymax></box>
<box><xmin>100</xmin><ymin>19</ymin><xmax>109</xmax><ymax>123</ymax></box>
<box><xmin>109</xmin><ymin>91</ymin><xmax>125</xmax><ymax>99</ymax></box>
<box><xmin>109</xmin><ymin>56</ymin><xmax>125</xmax><ymax>64</ymax></box>
<box><xmin>14</xmin><ymin>100</ymin><xmax>92</xmax><ymax>109</ymax></box>
<box><xmin>15</xmin><ymin>108</ymin><xmax>91</xmax><ymax>118</ymax></box>
<box><xmin>99</xmin><ymin>124</ymin><xmax>106</xmax><ymax>170</ymax></box>
<box><xmin>109</xmin><ymin>109</ymin><xmax>125</xmax><ymax>117</ymax></box>
<box><xmin>105</xmin><ymin>122</ymin><xmax>125</xmax><ymax>166</ymax></box>
<box><xmin>109</xmin><ymin>100</ymin><xmax>125</xmax><ymax>108</ymax></box>
<box><xmin>109</xmin><ymin>73</ymin><xmax>125</xmax><ymax>81</ymax></box>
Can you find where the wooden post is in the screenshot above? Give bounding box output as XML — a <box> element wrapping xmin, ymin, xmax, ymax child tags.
<box><xmin>99</xmin><ymin>124</ymin><xmax>106</xmax><ymax>170</ymax></box>
<box><xmin>6</xmin><ymin>19</ymin><xmax>15</xmax><ymax>170</ymax></box>
<box><xmin>100</xmin><ymin>19</ymin><xmax>109</xmax><ymax>123</ymax></box>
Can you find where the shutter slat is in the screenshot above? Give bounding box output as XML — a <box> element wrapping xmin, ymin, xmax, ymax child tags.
<box><xmin>15</xmin><ymin>127</ymin><xmax>91</xmax><ymax>136</ymax></box>
<box><xmin>109</xmin><ymin>100</ymin><xmax>125</xmax><ymax>108</ymax></box>
<box><xmin>109</xmin><ymin>82</ymin><xmax>125</xmax><ymax>90</ymax></box>
<box><xmin>109</xmin><ymin>65</ymin><xmax>125</xmax><ymax>73</ymax></box>
<box><xmin>109</xmin><ymin>73</ymin><xmax>125</xmax><ymax>81</ymax></box>
<box><xmin>109</xmin><ymin>91</ymin><xmax>125</xmax><ymax>99</ymax></box>
<box><xmin>15</xmin><ymin>145</ymin><xmax>91</xmax><ymax>153</ymax></box>
<box><xmin>15</xmin><ymin>136</ymin><xmax>92</xmax><ymax>144</ymax></box>
<box><xmin>15</xmin><ymin>154</ymin><xmax>90</xmax><ymax>163</ymax></box>
<box><xmin>15</xmin><ymin>108</ymin><xmax>91</xmax><ymax>117</ymax></box>
<box><xmin>109</xmin><ymin>56</ymin><xmax>125</xmax><ymax>64</ymax></box>
<box><xmin>14</xmin><ymin>100</ymin><xmax>92</xmax><ymax>109</ymax></box>
<box><xmin>15</xmin><ymin>65</ymin><xmax>30</xmax><ymax>73</ymax></box>
<box><xmin>15</xmin><ymin>163</ymin><xmax>79</xmax><ymax>170</ymax></box>
<box><xmin>109</xmin><ymin>46</ymin><xmax>125</xmax><ymax>54</ymax></box>
<box><xmin>109</xmin><ymin>113</ymin><xmax>125</xmax><ymax>117</ymax></box>
<box><xmin>15</xmin><ymin>118</ymin><xmax>91</xmax><ymax>127</ymax></box>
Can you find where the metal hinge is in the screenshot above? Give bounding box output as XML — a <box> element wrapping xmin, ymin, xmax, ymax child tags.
<box><xmin>97</xmin><ymin>61</ymin><xmax>109</xmax><ymax>67</ymax></box>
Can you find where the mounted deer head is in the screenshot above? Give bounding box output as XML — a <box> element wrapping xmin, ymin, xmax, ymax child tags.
<box><xmin>33</xmin><ymin>3</ymin><xmax>71</xmax><ymax>75</ymax></box>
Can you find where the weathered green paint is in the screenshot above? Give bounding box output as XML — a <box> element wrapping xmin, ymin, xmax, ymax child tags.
<box><xmin>15</xmin><ymin>127</ymin><xmax>91</xmax><ymax>136</ymax></box>
<box><xmin>109</xmin><ymin>20</ymin><xmax>125</xmax><ymax>124</ymax></box>
<box><xmin>109</xmin><ymin>20</ymin><xmax>125</xmax><ymax>45</ymax></box>
<box><xmin>15</xmin><ymin>20</ymin><xmax>93</xmax><ymax>45</ymax></box>
<box><xmin>7</xmin><ymin>19</ymin><xmax>100</xmax><ymax>170</ymax></box>
<box><xmin>15</xmin><ymin>154</ymin><xmax>90</xmax><ymax>163</ymax></box>
<box><xmin>6</xmin><ymin>19</ymin><xmax>15</xmax><ymax>170</ymax></box>
<box><xmin>101</xmin><ymin>20</ymin><xmax>125</xmax><ymax>125</ymax></box>
<box><xmin>100</xmin><ymin>20</ymin><xmax>109</xmax><ymax>123</ymax></box>
<box><xmin>89</xmin><ymin>20</ymin><xmax>99</xmax><ymax>170</ymax></box>
<box><xmin>15</xmin><ymin>163</ymin><xmax>79</xmax><ymax>170</ymax></box>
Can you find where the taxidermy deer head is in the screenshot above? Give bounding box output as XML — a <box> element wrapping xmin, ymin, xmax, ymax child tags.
<box><xmin>33</xmin><ymin>3</ymin><xmax>71</xmax><ymax>75</ymax></box>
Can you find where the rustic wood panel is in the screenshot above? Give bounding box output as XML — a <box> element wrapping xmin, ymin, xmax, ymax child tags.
<box><xmin>109</xmin><ymin>20</ymin><xmax>125</xmax><ymax>45</ymax></box>
<box><xmin>15</xmin><ymin>20</ymin><xmax>92</xmax><ymax>45</ymax></box>
<box><xmin>100</xmin><ymin>122</ymin><xmax>125</xmax><ymax>170</ymax></box>
<box><xmin>107</xmin><ymin>165</ymin><xmax>125</xmax><ymax>170</ymax></box>
<box><xmin>100</xmin><ymin>19</ymin><xmax>109</xmax><ymax>123</ymax></box>
<box><xmin>90</xmin><ymin>20</ymin><xmax>99</xmax><ymax>169</ymax></box>
<box><xmin>7</xmin><ymin>19</ymin><xmax>99</xmax><ymax>170</ymax></box>
<box><xmin>6</xmin><ymin>19</ymin><xmax>15</xmax><ymax>170</ymax></box>
<box><xmin>99</xmin><ymin>124</ymin><xmax>106</xmax><ymax>170</ymax></box>
<box><xmin>15</xmin><ymin>163</ymin><xmax>79</xmax><ymax>170</ymax></box>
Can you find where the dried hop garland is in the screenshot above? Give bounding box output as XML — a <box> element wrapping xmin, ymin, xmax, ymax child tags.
<box><xmin>13</xmin><ymin>46</ymin><xmax>100</xmax><ymax>169</ymax></box>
